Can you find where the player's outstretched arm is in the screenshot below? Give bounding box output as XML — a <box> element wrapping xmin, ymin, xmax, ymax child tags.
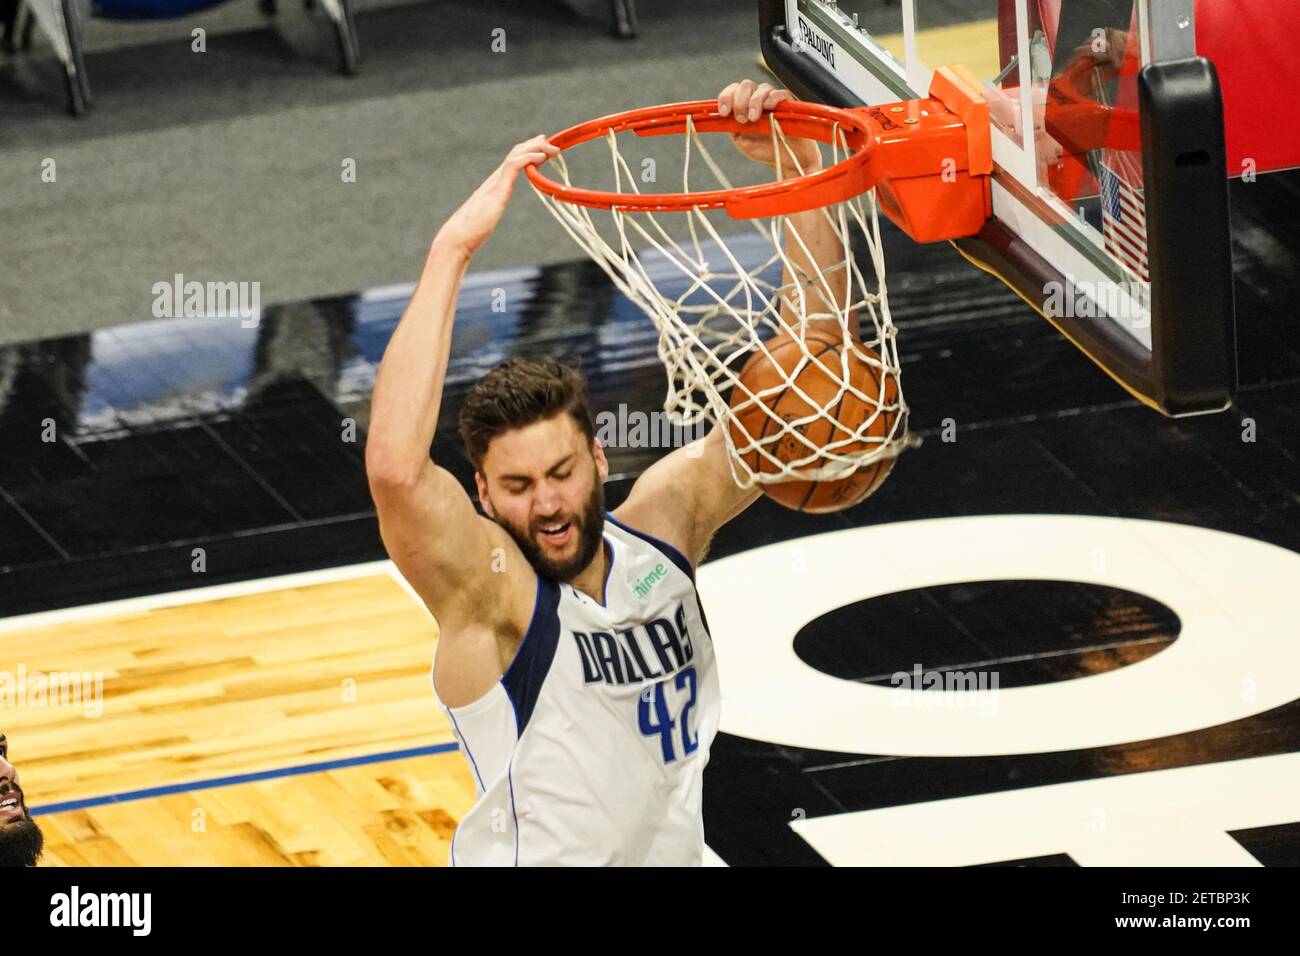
<box><xmin>366</xmin><ymin>138</ymin><xmax>557</xmax><ymax>699</ymax></box>
<box><xmin>617</xmin><ymin>83</ymin><xmax>850</xmax><ymax>564</ymax></box>
<box><xmin>723</xmin><ymin>79</ymin><xmax>854</xmax><ymax>328</ymax></box>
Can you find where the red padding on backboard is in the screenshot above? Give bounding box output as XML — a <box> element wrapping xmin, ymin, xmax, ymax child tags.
<box><xmin>1197</xmin><ymin>0</ymin><xmax>1300</xmax><ymax>175</ymax></box>
<box><xmin>1000</xmin><ymin>0</ymin><xmax>1300</xmax><ymax>175</ymax></box>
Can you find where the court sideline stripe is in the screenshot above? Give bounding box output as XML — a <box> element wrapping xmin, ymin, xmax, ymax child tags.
<box><xmin>0</xmin><ymin>560</ymin><xmax>406</xmax><ymax>633</ymax></box>
<box><xmin>31</xmin><ymin>741</ymin><xmax>461</xmax><ymax>816</ymax></box>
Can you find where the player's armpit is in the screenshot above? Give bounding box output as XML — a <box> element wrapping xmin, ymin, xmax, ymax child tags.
<box><xmin>615</xmin><ymin>427</ymin><xmax>761</xmax><ymax>565</ymax></box>
<box><xmin>369</xmin><ymin>460</ymin><xmax>535</xmax><ymax>637</ymax></box>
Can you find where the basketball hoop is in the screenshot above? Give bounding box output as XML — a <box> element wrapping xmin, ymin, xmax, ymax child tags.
<box><xmin>526</xmin><ymin>98</ymin><xmax>922</xmax><ymax>494</ymax></box>
<box><xmin>525</xmin><ymin>100</ymin><xmax>881</xmax><ymax>218</ymax></box>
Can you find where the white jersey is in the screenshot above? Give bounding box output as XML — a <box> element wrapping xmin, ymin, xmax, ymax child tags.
<box><xmin>435</xmin><ymin>512</ymin><xmax>719</xmax><ymax>866</ymax></box>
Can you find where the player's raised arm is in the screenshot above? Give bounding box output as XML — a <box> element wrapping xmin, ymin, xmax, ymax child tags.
<box><xmin>615</xmin><ymin>83</ymin><xmax>856</xmax><ymax>564</ymax></box>
<box><xmin>365</xmin><ymin>137</ymin><xmax>558</xmax><ymax>653</ymax></box>
<box><xmin>614</xmin><ymin>425</ymin><xmax>761</xmax><ymax>568</ymax></box>
<box><xmin>721</xmin><ymin>79</ymin><xmax>852</xmax><ymax>328</ymax></box>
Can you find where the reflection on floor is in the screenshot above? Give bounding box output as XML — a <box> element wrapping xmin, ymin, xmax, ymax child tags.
<box><xmin>2</xmin><ymin>170</ymin><xmax>1299</xmax><ymax>866</ymax></box>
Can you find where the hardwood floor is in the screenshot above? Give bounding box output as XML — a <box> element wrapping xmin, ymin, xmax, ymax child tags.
<box><xmin>3</xmin><ymin>569</ymin><xmax>471</xmax><ymax>867</ymax></box>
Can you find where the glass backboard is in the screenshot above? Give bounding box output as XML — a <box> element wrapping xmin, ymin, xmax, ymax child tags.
<box><xmin>759</xmin><ymin>0</ymin><xmax>1236</xmax><ymax>415</ymax></box>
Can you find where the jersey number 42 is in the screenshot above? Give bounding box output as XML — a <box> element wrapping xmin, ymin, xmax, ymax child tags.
<box><xmin>638</xmin><ymin>666</ymin><xmax>699</xmax><ymax>764</ymax></box>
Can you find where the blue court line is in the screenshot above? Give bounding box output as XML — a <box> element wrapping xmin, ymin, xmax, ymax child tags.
<box><xmin>30</xmin><ymin>741</ymin><xmax>461</xmax><ymax>816</ymax></box>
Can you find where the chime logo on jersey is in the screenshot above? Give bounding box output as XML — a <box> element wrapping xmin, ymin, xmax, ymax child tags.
<box><xmin>572</xmin><ymin>603</ymin><xmax>695</xmax><ymax>685</ymax></box>
<box><xmin>633</xmin><ymin>562</ymin><xmax>669</xmax><ymax>598</ymax></box>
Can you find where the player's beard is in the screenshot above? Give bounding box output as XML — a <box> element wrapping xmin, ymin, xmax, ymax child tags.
<box><xmin>0</xmin><ymin>816</ymin><xmax>44</xmax><ymax>868</ymax></box>
<box><xmin>496</xmin><ymin>477</ymin><xmax>605</xmax><ymax>582</ymax></box>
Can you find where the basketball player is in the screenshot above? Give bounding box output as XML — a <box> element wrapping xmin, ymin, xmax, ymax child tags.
<box><xmin>367</xmin><ymin>80</ymin><xmax>840</xmax><ymax>866</ymax></box>
<box><xmin>0</xmin><ymin>735</ymin><xmax>44</xmax><ymax>867</ymax></box>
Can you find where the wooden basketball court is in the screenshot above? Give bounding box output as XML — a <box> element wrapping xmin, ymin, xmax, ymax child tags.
<box><xmin>4</xmin><ymin>569</ymin><xmax>471</xmax><ymax>866</ymax></box>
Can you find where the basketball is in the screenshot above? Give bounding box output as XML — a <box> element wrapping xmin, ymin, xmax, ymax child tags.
<box><xmin>728</xmin><ymin>327</ymin><xmax>901</xmax><ymax>513</ymax></box>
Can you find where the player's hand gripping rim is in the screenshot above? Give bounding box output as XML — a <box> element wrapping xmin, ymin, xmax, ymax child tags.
<box><xmin>437</xmin><ymin>135</ymin><xmax>560</xmax><ymax>259</ymax></box>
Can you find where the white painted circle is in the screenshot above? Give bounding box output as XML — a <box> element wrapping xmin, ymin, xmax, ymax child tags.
<box><xmin>699</xmin><ymin>515</ymin><xmax>1300</xmax><ymax>756</ymax></box>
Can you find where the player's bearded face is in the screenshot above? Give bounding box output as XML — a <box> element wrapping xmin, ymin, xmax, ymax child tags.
<box><xmin>492</xmin><ymin>455</ymin><xmax>605</xmax><ymax>582</ymax></box>
<box><xmin>0</xmin><ymin>777</ymin><xmax>43</xmax><ymax>867</ymax></box>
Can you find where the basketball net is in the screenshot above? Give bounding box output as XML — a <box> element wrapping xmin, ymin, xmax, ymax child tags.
<box><xmin>530</xmin><ymin>115</ymin><xmax>915</xmax><ymax>487</ymax></box>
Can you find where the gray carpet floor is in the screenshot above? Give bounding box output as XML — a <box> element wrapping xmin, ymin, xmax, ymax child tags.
<box><xmin>0</xmin><ymin>0</ymin><xmax>773</xmax><ymax>344</ymax></box>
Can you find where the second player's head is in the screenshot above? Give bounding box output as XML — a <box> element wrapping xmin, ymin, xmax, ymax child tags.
<box><xmin>0</xmin><ymin>734</ymin><xmax>43</xmax><ymax>868</ymax></box>
<box><xmin>460</xmin><ymin>357</ymin><xmax>607</xmax><ymax>581</ymax></box>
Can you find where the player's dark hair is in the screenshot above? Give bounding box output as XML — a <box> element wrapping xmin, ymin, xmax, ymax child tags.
<box><xmin>458</xmin><ymin>356</ymin><xmax>596</xmax><ymax>472</ymax></box>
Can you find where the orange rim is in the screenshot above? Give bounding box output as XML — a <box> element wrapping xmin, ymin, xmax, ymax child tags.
<box><xmin>525</xmin><ymin>99</ymin><xmax>882</xmax><ymax>220</ymax></box>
